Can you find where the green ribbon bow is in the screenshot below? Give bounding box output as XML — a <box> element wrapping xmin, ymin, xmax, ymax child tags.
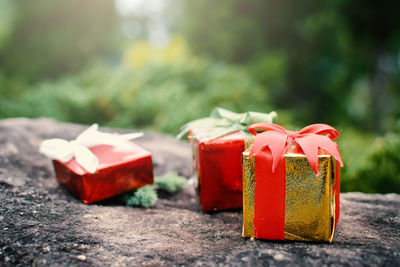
<box><xmin>177</xmin><ymin>107</ymin><xmax>278</xmax><ymax>140</ymax></box>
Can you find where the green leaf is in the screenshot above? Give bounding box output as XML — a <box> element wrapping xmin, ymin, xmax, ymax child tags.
<box><xmin>154</xmin><ymin>172</ymin><xmax>188</xmax><ymax>193</ymax></box>
<box><xmin>124</xmin><ymin>185</ymin><xmax>158</xmax><ymax>208</ymax></box>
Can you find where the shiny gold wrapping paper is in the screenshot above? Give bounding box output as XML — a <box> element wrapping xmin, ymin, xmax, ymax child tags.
<box><xmin>242</xmin><ymin>150</ymin><xmax>336</xmax><ymax>242</ymax></box>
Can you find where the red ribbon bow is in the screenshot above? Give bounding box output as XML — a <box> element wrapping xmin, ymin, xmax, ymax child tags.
<box><xmin>248</xmin><ymin>123</ymin><xmax>343</xmax><ymax>240</ymax></box>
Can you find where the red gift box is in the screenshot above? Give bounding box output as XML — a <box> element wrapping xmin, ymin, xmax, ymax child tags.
<box><xmin>192</xmin><ymin>130</ymin><xmax>246</xmax><ymax>212</ymax></box>
<box><xmin>53</xmin><ymin>141</ymin><xmax>153</xmax><ymax>204</ymax></box>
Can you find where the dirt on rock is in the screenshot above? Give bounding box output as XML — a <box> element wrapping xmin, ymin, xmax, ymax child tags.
<box><xmin>0</xmin><ymin>118</ymin><xmax>399</xmax><ymax>266</ymax></box>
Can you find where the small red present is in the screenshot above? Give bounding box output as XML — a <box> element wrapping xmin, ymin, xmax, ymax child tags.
<box><xmin>40</xmin><ymin>124</ymin><xmax>153</xmax><ymax>204</ymax></box>
<box><xmin>179</xmin><ymin>107</ymin><xmax>277</xmax><ymax>212</ymax></box>
<box><xmin>191</xmin><ymin>130</ymin><xmax>245</xmax><ymax>211</ymax></box>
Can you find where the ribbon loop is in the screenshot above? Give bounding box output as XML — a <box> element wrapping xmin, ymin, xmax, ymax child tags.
<box><xmin>248</xmin><ymin>122</ymin><xmax>287</xmax><ymax>136</ymax></box>
<box><xmin>39</xmin><ymin>124</ymin><xmax>143</xmax><ymax>174</ymax></box>
<box><xmin>298</xmin><ymin>124</ymin><xmax>340</xmax><ymax>140</ymax></box>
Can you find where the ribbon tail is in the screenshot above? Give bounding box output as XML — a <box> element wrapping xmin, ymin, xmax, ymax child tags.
<box><xmin>295</xmin><ymin>136</ymin><xmax>320</xmax><ymax>175</ymax></box>
<box><xmin>77</xmin><ymin>124</ymin><xmax>99</xmax><ymax>140</ymax></box>
<box><xmin>296</xmin><ymin>134</ymin><xmax>344</xmax><ymax>175</ymax></box>
<box><xmin>176</xmin><ymin>127</ymin><xmax>189</xmax><ymax>139</ymax></box>
<box><xmin>249</xmin><ymin>131</ymin><xmax>287</xmax><ymax>160</ymax></box>
<box><xmin>119</xmin><ymin>132</ymin><xmax>144</xmax><ymax>140</ymax></box>
<box><xmin>39</xmin><ymin>138</ymin><xmax>74</xmax><ymax>163</ymax></box>
<box><xmin>72</xmin><ymin>143</ymin><xmax>99</xmax><ymax>174</ymax></box>
<box><xmin>176</xmin><ymin>117</ymin><xmax>232</xmax><ymax>139</ymax></box>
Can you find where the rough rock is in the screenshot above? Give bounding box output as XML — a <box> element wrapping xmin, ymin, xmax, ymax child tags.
<box><xmin>0</xmin><ymin>118</ymin><xmax>399</xmax><ymax>266</ymax></box>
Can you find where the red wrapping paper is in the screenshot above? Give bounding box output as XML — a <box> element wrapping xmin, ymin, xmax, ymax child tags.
<box><xmin>192</xmin><ymin>131</ymin><xmax>245</xmax><ymax>212</ymax></box>
<box><xmin>53</xmin><ymin>141</ymin><xmax>153</xmax><ymax>204</ymax></box>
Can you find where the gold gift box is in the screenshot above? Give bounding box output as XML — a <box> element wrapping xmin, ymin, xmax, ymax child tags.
<box><xmin>242</xmin><ymin>149</ymin><xmax>338</xmax><ymax>242</ymax></box>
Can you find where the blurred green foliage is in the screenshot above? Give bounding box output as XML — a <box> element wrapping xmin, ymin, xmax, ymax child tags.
<box><xmin>124</xmin><ymin>185</ymin><xmax>158</xmax><ymax>208</ymax></box>
<box><xmin>0</xmin><ymin>0</ymin><xmax>399</xmax><ymax>193</ymax></box>
<box><xmin>0</xmin><ymin>0</ymin><xmax>119</xmax><ymax>82</ymax></box>
<box><xmin>123</xmin><ymin>173</ymin><xmax>188</xmax><ymax>208</ymax></box>
<box><xmin>154</xmin><ymin>173</ymin><xmax>188</xmax><ymax>193</ymax></box>
<box><xmin>342</xmin><ymin>130</ymin><xmax>400</xmax><ymax>193</ymax></box>
<box><xmin>336</xmin><ymin>128</ymin><xmax>374</xmax><ymax>192</ymax></box>
<box><xmin>181</xmin><ymin>0</ymin><xmax>400</xmax><ymax>133</ymax></box>
<box><xmin>0</xmin><ymin>47</ymin><xmax>270</xmax><ymax>133</ymax></box>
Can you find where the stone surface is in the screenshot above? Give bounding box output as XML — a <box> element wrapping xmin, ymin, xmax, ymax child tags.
<box><xmin>0</xmin><ymin>118</ymin><xmax>399</xmax><ymax>266</ymax></box>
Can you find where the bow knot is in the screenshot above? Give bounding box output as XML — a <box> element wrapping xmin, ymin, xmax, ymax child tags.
<box><xmin>287</xmin><ymin>130</ymin><xmax>301</xmax><ymax>140</ymax></box>
<box><xmin>39</xmin><ymin>124</ymin><xmax>143</xmax><ymax>174</ymax></box>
